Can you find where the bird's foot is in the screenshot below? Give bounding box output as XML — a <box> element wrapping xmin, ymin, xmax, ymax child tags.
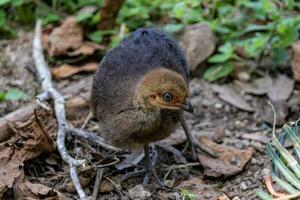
<box><xmin>121</xmin><ymin>167</ymin><xmax>163</xmax><ymax>188</ymax></box>
<box><xmin>121</xmin><ymin>144</ymin><xmax>164</xmax><ymax>188</ymax></box>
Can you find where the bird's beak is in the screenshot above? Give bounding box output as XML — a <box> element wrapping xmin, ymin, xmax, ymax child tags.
<box><xmin>181</xmin><ymin>101</ymin><xmax>194</xmax><ymax>113</ymax></box>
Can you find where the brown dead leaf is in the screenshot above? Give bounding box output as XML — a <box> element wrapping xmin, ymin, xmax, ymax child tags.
<box><xmin>197</xmin><ymin>136</ymin><xmax>253</xmax><ymax>178</ymax></box>
<box><xmin>13</xmin><ymin>180</ymin><xmax>66</xmax><ymax>199</ymax></box>
<box><xmin>52</xmin><ymin>62</ymin><xmax>98</xmax><ymax>79</ymax></box>
<box><xmin>43</xmin><ymin>17</ymin><xmax>83</xmax><ymax>56</ymax></box>
<box><xmin>178</xmin><ymin>23</ymin><xmax>216</xmax><ymax>71</ymax></box>
<box><xmin>67</xmin><ymin>41</ymin><xmax>106</xmax><ymax>56</ymax></box>
<box><xmin>267</xmin><ymin>75</ymin><xmax>294</xmax><ymax>102</ymax></box>
<box><xmin>100</xmin><ymin>179</ymin><xmax>115</xmax><ymax>193</ymax></box>
<box><xmin>292</xmin><ymin>40</ymin><xmax>300</xmax><ymax>80</ymax></box>
<box><xmin>65</xmin><ymin>176</ymin><xmax>92</xmax><ymax>193</ymax></box>
<box><xmin>211</xmin><ymin>84</ymin><xmax>254</xmax><ymax>112</ymax></box>
<box><xmin>0</xmin><ymin>108</ymin><xmax>57</xmax><ymax>198</ymax></box>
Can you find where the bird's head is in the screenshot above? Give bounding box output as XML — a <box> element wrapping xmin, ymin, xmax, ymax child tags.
<box><xmin>134</xmin><ymin>68</ymin><xmax>193</xmax><ymax>113</ymax></box>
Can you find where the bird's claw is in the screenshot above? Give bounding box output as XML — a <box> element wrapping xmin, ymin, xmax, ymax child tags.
<box><xmin>121</xmin><ymin>168</ymin><xmax>163</xmax><ymax>188</ymax></box>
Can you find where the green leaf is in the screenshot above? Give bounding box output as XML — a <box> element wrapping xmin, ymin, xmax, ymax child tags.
<box><xmin>43</xmin><ymin>13</ymin><xmax>60</xmax><ymax>25</ymax></box>
<box><xmin>88</xmin><ymin>31</ymin><xmax>103</xmax><ymax>43</ymax></box>
<box><xmin>260</xmin><ymin>0</ymin><xmax>276</xmax><ymax>13</ymax></box>
<box><xmin>163</xmin><ymin>24</ymin><xmax>183</xmax><ymax>34</ymax></box>
<box><xmin>0</xmin><ymin>0</ymin><xmax>11</xmax><ymax>7</ymax></box>
<box><xmin>208</xmin><ymin>42</ymin><xmax>234</xmax><ymax>63</ymax></box>
<box><xmin>0</xmin><ymin>91</ymin><xmax>6</xmax><ymax>102</ymax></box>
<box><xmin>75</xmin><ymin>12</ymin><xmax>94</xmax><ymax>23</ymax></box>
<box><xmin>171</xmin><ymin>2</ymin><xmax>186</xmax><ymax>18</ymax></box>
<box><xmin>5</xmin><ymin>88</ymin><xmax>30</xmax><ymax>101</ymax></box>
<box><xmin>208</xmin><ymin>53</ymin><xmax>232</xmax><ymax>63</ymax></box>
<box><xmin>203</xmin><ymin>63</ymin><xmax>234</xmax><ymax>82</ymax></box>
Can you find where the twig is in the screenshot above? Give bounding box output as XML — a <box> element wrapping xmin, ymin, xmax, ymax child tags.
<box><xmin>81</xmin><ymin>112</ymin><xmax>93</xmax><ymax>129</ymax></box>
<box><xmin>92</xmin><ymin>168</ymin><xmax>104</xmax><ymax>200</ymax></box>
<box><xmin>67</xmin><ymin>128</ymin><xmax>121</xmax><ymax>152</ymax></box>
<box><xmin>104</xmin><ymin>176</ymin><xmax>123</xmax><ymax>197</ymax></box>
<box><xmin>33</xmin><ymin>19</ymin><xmax>88</xmax><ymax>200</ymax></box>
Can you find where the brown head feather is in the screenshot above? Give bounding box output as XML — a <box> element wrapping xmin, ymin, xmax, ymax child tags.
<box><xmin>134</xmin><ymin>68</ymin><xmax>189</xmax><ymax>111</ymax></box>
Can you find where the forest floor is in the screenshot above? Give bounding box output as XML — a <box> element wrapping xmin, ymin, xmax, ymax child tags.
<box><xmin>0</xmin><ymin>27</ymin><xmax>299</xmax><ymax>200</ymax></box>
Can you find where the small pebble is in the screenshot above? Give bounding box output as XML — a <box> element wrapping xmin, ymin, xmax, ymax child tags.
<box><xmin>128</xmin><ymin>185</ymin><xmax>151</xmax><ymax>200</ymax></box>
<box><xmin>240</xmin><ymin>182</ymin><xmax>248</xmax><ymax>191</ymax></box>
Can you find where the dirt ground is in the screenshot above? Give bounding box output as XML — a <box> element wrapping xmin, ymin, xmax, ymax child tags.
<box><xmin>1</xmin><ymin>31</ymin><xmax>299</xmax><ymax>200</ymax></box>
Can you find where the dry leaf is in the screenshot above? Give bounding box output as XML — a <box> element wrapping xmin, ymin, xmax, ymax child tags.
<box><xmin>197</xmin><ymin>136</ymin><xmax>253</xmax><ymax>178</ymax></box>
<box><xmin>292</xmin><ymin>40</ymin><xmax>300</xmax><ymax>80</ymax></box>
<box><xmin>65</xmin><ymin>176</ymin><xmax>92</xmax><ymax>193</ymax></box>
<box><xmin>14</xmin><ymin>180</ymin><xmax>66</xmax><ymax>200</ymax></box>
<box><xmin>100</xmin><ymin>179</ymin><xmax>115</xmax><ymax>193</ymax></box>
<box><xmin>211</xmin><ymin>84</ymin><xmax>254</xmax><ymax>112</ymax></box>
<box><xmin>67</xmin><ymin>42</ymin><xmax>106</xmax><ymax>57</ymax></box>
<box><xmin>178</xmin><ymin>23</ymin><xmax>216</xmax><ymax>71</ymax></box>
<box><xmin>52</xmin><ymin>62</ymin><xmax>98</xmax><ymax>79</ymax></box>
<box><xmin>0</xmin><ymin>108</ymin><xmax>56</xmax><ymax>198</ymax></box>
<box><xmin>267</xmin><ymin>75</ymin><xmax>294</xmax><ymax>102</ymax></box>
<box><xmin>44</xmin><ymin>17</ymin><xmax>84</xmax><ymax>56</ymax></box>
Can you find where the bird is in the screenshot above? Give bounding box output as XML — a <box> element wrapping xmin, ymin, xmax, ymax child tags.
<box><xmin>91</xmin><ymin>28</ymin><xmax>214</xmax><ymax>187</ymax></box>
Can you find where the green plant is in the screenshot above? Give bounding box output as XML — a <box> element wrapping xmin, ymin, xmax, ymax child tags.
<box><xmin>180</xmin><ymin>188</ymin><xmax>197</xmax><ymax>200</ymax></box>
<box><xmin>202</xmin><ymin>0</ymin><xmax>300</xmax><ymax>81</ymax></box>
<box><xmin>0</xmin><ymin>88</ymin><xmax>30</xmax><ymax>102</ymax></box>
<box><xmin>257</xmin><ymin>102</ymin><xmax>300</xmax><ymax>199</ymax></box>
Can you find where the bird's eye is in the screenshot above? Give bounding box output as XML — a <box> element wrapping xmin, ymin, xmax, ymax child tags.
<box><xmin>163</xmin><ymin>92</ymin><xmax>173</xmax><ymax>102</ymax></box>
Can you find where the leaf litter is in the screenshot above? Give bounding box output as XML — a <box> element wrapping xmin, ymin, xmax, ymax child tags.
<box><xmin>2</xmin><ymin>20</ymin><xmax>297</xmax><ymax>199</ymax></box>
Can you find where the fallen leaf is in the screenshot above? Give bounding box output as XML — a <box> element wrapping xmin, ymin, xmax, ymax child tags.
<box><xmin>43</xmin><ymin>17</ymin><xmax>84</xmax><ymax>56</ymax></box>
<box><xmin>212</xmin><ymin>127</ymin><xmax>225</xmax><ymax>143</ymax></box>
<box><xmin>211</xmin><ymin>84</ymin><xmax>254</xmax><ymax>112</ymax></box>
<box><xmin>267</xmin><ymin>75</ymin><xmax>294</xmax><ymax>102</ymax></box>
<box><xmin>292</xmin><ymin>40</ymin><xmax>300</xmax><ymax>80</ymax></box>
<box><xmin>65</xmin><ymin>176</ymin><xmax>92</xmax><ymax>193</ymax></box>
<box><xmin>241</xmin><ymin>133</ymin><xmax>270</xmax><ymax>144</ymax></box>
<box><xmin>178</xmin><ymin>23</ymin><xmax>216</xmax><ymax>71</ymax></box>
<box><xmin>235</xmin><ymin>75</ymin><xmax>294</xmax><ymax>101</ymax></box>
<box><xmin>261</xmin><ymin>100</ymin><xmax>289</xmax><ymax>126</ymax></box>
<box><xmin>52</xmin><ymin>62</ymin><xmax>98</xmax><ymax>79</ymax></box>
<box><xmin>197</xmin><ymin>136</ymin><xmax>253</xmax><ymax>178</ymax></box>
<box><xmin>234</xmin><ymin>77</ymin><xmax>270</xmax><ymax>95</ymax></box>
<box><xmin>14</xmin><ymin>180</ymin><xmax>66</xmax><ymax>200</ymax></box>
<box><xmin>100</xmin><ymin>179</ymin><xmax>115</xmax><ymax>193</ymax></box>
<box><xmin>128</xmin><ymin>185</ymin><xmax>151</xmax><ymax>200</ymax></box>
<box><xmin>0</xmin><ymin>108</ymin><xmax>56</xmax><ymax>198</ymax></box>
<box><xmin>67</xmin><ymin>41</ymin><xmax>106</xmax><ymax>57</ymax></box>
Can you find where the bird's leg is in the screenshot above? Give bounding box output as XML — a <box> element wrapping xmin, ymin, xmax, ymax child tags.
<box><xmin>143</xmin><ymin>144</ymin><xmax>163</xmax><ymax>187</ymax></box>
<box><xmin>121</xmin><ymin>144</ymin><xmax>163</xmax><ymax>188</ymax></box>
<box><xmin>180</xmin><ymin>114</ymin><xmax>217</xmax><ymax>160</ymax></box>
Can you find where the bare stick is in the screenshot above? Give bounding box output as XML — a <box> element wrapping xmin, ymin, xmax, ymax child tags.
<box><xmin>92</xmin><ymin>168</ymin><xmax>104</xmax><ymax>200</ymax></box>
<box><xmin>33</xmin><ymin>19</ymin><xmax>87</xmax><ymax>200</ymax></box>
<box><xmin>67</xmin><ymin>128</ymin><xmax>122</xmax><ymax>152</ymax></box>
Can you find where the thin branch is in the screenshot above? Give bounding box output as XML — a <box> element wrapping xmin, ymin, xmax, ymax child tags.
<box><xmin>33</xmin><ymin>19</ymin><xmax>87</xmax><ymax>199</ymax></box>
<box><xmin>92</xmin><ymin>168</ymin><xmax>104</xmax><ymax>200</ymax></box>
<box><xmin>33</xmin><ymin>19</ymin><xmax>121</xmax><ymax>200</ymax></box>
<box><xmin>67</xmin><ymin>128</ymin><xmax>122</xmax><ymax>152</ymax></box>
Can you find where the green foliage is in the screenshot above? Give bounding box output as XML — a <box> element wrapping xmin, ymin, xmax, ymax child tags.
<box><xmin>204</xmin><ymin>63</ymin><xmax>234</xmax><ymax>82</ymax></box>
<box><xmin>257</xmin><ymin>103</ymin><xmax>300</xmax><ymax>199</ymax></box>
<box><xmin>179</xmin><ymin>188</ymin><xmax>197</xmax><ymax>200</ymax></box>
<box><xmin>0</xmin><ymin>88</ymin><xmax>30</xmax><ymax>102</ymax></box>
<box><xmin>1</xmin><ymin>0</ymin><xmax>299</xmax><ymax>81</ymax></box>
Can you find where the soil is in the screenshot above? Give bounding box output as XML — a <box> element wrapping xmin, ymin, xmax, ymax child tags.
<box><xmin>1</xmin><ymin>32</ymin><xmax>299</xmax><ymax>200</ymax></box>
